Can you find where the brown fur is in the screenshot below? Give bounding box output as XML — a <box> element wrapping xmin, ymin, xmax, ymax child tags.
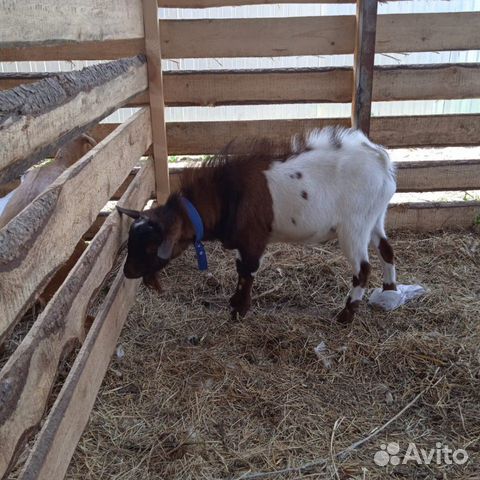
<box><xmin>379</xmin><ymin>238</ymin><xmax>397</xmax><ymax>291</ymax></box>
<box><xmin>352</xmin><ymin>261</ymin><xmax>371</xmax><ymax>288</ymax></box>
<box><xmin>177</xmin><ymin>137</ymin><xmax>305</xmax><ymax>249</ymax></box>
<box><xmin>379</xmin><ymin>238</ymin><xmax>394</xmax><ymax>264</ymax></box>
<box><xmin>339</xmin><ymin>261</ymin><xmax>371</xmax><ymax>324</ymax></box>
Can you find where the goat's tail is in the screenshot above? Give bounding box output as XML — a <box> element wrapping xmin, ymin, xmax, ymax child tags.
<box><xmin>374</xmin><ymin>144</ymin><xmax>393</xmax><ymax>171</ymax></box>
<box><xmin>356</xmin><ymin>132</ymin><xmax>394</xmax><ymax>174</ymax></box>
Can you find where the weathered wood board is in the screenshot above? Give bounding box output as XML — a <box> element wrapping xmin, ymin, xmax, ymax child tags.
<box><xmin>143</xmin><ymin>114</ymin><xmax>480</xmax><ymax>154</ymax></box>
<box><xmin>387</xmin><ymin>201</ymin><xmax>480</xmax><ymax>231</ymax></box>
<box><xmin>4</xmin><ymin>64</ymin><xmax>480</xmax><ymax>107</ymax></box>
<box><xmin>0</xmin><ymin>107</ymin><xmax>151</xmax><ymax>345</ymax></box>
<box><xmin>90</xmin><ymin>114</ymin><xmax>480</xmax><ymax>154</ymax></box>
<box><xmin>396</xmin><ymin>159</ymin><xmax>480</xmax><ymax>193</ymax></box>
<box><xmin>0</xmin><ymin>0</ymin><xmax>144</xmax><ymax>47</ymax></box>
<box><xmin>0</xmin><ymin>56</ymin><xmax>147</xmax><ymax>183</ymax></box>
<box><xmin>0</xmin><ymin>39</ymin><xmax>145</xmax><ymax>62</ymax></box>
<box><xmin>143</xmin><ymin>0</ymin><xmax>171</xmax><ymax>203</ymax></box>
<box><xmin>20</xmin><ymin>267</ymin><xmax>142</xmax><ymax>480</ymax></box>
<box><xmin>159</xmin><ymin>12</ymin><xmax>480</xmax><ymax>59</ymax></box>
<box><xmin>0</xmin><ymin>160</ymin><xmax>154</xmax><ymax>479</ymax></box>
<box><xmin>351</xmin><ymin>0</ymin><xmax>378</xmax><ymax>134</ymax></box>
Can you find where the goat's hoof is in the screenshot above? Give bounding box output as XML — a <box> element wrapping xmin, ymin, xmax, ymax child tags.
<box><xmin>337</xmin><ymin>307</ymin><xmax>355</xmax><ymax>325</ymax></box>
<box><xmin>230</xmin><ymin>306</ymin><xmax>249</xmax><ymax>321</ymax></box>
<box><xmin>143</xmin><ymin>273</ymin><xmax>162</xmax><ymax>293</ymax></box>
<box><xmin>229</xmin><ymin>292</ymin><xmax>242</xmax><ymax>310</ymax></box>
<box><xmin>205</xmin><ymin>272</ymin><xmax>221</xmax><ymax>289</ymax></box>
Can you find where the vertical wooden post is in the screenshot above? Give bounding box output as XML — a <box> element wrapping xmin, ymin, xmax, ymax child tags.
<box><xmin>142</xmin><ymin>0</ymin><xmax>170</xmax><ymax>203</ymax></box>
<box><xmin>351</xmin><ymin>0</ymin><xmax>378</xmax><ymax>135</ymax></box>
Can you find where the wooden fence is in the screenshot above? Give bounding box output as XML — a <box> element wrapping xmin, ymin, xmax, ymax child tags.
<box><xmin>0</xmin><ymin>0</ymin><xmax>480</xmax><ymax>478</ymax></box>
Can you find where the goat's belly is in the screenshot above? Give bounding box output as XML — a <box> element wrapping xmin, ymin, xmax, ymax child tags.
<box><xmin>264</xmin><ymin>160</ymin><xmax>340</xmax><ymax>245</ymax></box>
<box><xmin>268</xmin><ymin>194</ymin><xmax>337</xmax><ymax>244</ymax></box>
<box><xmin>269</xmin><ymin>219</ymin><xmax>336</xmax><ymax>244</ymax></box>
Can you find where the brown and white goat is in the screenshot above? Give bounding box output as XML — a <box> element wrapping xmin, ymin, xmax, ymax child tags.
<box><xmin>118</xmin><ymin>127</ymin><xmax>397</xmax><ymax>323</ymax></box>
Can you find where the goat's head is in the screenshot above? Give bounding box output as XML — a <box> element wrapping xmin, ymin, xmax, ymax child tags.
<box><xmin>117</xmin><ymin>198</ymin><xmax>191</xmax><ymax>279</ymax></box>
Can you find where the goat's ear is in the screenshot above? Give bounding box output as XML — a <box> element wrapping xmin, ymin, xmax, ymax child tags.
<box><xmin>157</xmin><ymin>238</ymin><xmax>174</xmax><ymax>260</ymax></box>
<box><xmin>116</xmin><ymin>205</ymin><xmax>141</xmax><ymax>219</ymax></box>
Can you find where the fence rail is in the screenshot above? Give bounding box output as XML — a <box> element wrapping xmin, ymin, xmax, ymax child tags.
<box><xmin>3</xmin><ymin>63</ymin><xmax>480</xmax><ymax>107</ymax></box>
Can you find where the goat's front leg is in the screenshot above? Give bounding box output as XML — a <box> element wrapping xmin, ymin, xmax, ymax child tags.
<box><xmin>230</xmin><ymin>248</ymin><xmax>264</xmax><ymax>319</ymax></box>
<box><xmin>143</xmin><ymin>271</ymin><xmax>162</xmax><ymax>293</ymax></box>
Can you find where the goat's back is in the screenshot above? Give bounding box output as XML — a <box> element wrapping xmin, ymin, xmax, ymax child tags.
<box><xmin>264</xmin><ymin>127</ymin><xmax>396</xmax><ymax>244</ymax></box>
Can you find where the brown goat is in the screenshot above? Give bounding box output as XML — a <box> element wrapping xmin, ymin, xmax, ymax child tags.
<box><xmin>118</xmin><ymin>128</ymin><xmax>398</xmax><ymax>322</ymax></box>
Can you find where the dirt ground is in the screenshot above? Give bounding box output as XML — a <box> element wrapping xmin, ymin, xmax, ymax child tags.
<box><xmin>67</xmin><ymin>230</ymin><xmax>480</xmax><ymax>480</ymax></box>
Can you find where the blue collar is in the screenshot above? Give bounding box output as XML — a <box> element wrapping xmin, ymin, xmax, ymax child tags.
<box><xmin>181</xmin><ymin>197</ymin><xmax>208</xmax><ymax>271</ymax></box>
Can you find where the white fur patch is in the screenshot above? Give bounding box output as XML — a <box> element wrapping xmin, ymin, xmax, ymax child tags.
<box><xmin>383</xmin><ymin>263</ymin><xmax>396</xmax><ymax>285</ymax></box>
<box><xmin>263</xmin><ymin>128</ymin><xmax>396</xmax><ymax>248</ymax></box>
<box><xmin>350</xmin><ymin>285</ymin><xmax>365</xmax><ymax>303</ymax></box>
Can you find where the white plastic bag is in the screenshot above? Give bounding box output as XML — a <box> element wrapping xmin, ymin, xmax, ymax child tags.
<box><xmin>369</xmin><ymin>284</ymin><xmax>426</xmax><ymax>311</ymax></box>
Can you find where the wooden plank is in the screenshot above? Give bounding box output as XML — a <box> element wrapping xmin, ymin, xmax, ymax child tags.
<box><xmin>371</xmin><ymin>114</ymin><xmax>480</xmax><ymax>149</ymax></box>
<box><xmin>0</xmin><ymin>39</ymin><xmax>145</xmax><ymax>62</ymax></box>
<box><xmin>163</xmin><ymin>114</ymin><xmax>480</xmax><ymax>154</ymax></box>
<box><xmin>0</xmin><ymin>108</ymin><xmax>151</xmax><ymax>346</ymax></box>
<box><xmin>160</xmin><ymin>12</ymin><xmax>480</xmax><ymax>59</ymax></box>
<box><xmin>167</xmin><ymin>160</ymin><xmax>480</xmax><ymax>195</ymax></box>
<box><xmin>2</xmin><ymin>11</ymin><xmax>478</xmax><ymax>62</ymax></box>
<box><xmin>118</xmin><ymin>159</ymin><xmax>480</xmax><ymax>198</ymax></box>
<box><xmin>0</xmin><ymin>73</ymin><xmax>150</xmax><ymax>106</ymax></box>
<box><xmin>160</xmin><ymin>16</ymin><xmax>354</xmax><ymax>58</ymax></box>
<box><xmin>162</xmin><ymin>67</ymin><xmax>352</xmax><ymax>106</ymax></box>
<box><xmin>0</xmin><ymin>56</ymin><xmax>147</xmax><ymax>184</ymax></box>
<box><xmin>0</xmin><ymin>160</ymin><xmax>154</xmax><ymax>479</ymax></box>
<box><xmin>396</xmin><ymin>159</ymin><xmax>480</xmax><ymax>193</ymax></box>
<box><xmin>377</xmin><ymin>12</ymin><xmax>480</xmax><ymax>54</ymax></box>
<box><xmin>351</xmin><ymin>0</ymin><xmax>378</xmax><ymax>134</ymax></box>
<box><xmin>4</xmin><ymin>63</ymin><xmax>480</xmax><ymax>108</ymax></box>
<box><xmin>161</xmin><ymin>64</ymin><xmax>480</xmax><ymax>105</ymax></box>
<box><xmin>0</xmin><ymin>0</ymin><xmax>143</xmax><ymax>47</ymax></box>
<box><xmin>387</xmin><ymin>201</ymin><xmax>480</xmax><ymax>231</ymax></box>
<box><xmin>91</xmin><ymin>114</ymin><xmax>480</xmax><ymax>155</ymax></box>
<box><xmin>0</xmin><ymin>73</ymin><xmax>51</xmax><ymax>90</ymax></box>
<box><xmin>143</xmin><ymin>0</ymin><xmax>170</xmax><ymax>203</ymax></box>
<box><xmin>373</xmin><ymin>63</ymin><xmax>480</xmax><ymax>102</ymax></box>
<box><xmin>20</xmin><ymin>267</ymin><xmax>141</xmax><ymax>480</ymax></box>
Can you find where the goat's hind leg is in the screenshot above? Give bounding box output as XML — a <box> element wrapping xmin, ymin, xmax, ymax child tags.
<box><xmin>370</xmin><ymin>219</ymin><xmax>397</xmax><ymax>291</ymax></box>
<box><xmin>337</xmin><ymin>229</ymin><xmax>371</xmax><ymax>324</ymax></box>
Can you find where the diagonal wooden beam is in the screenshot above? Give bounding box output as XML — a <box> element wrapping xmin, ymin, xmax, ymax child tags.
<box><xmin>0</xmin><ymin>159</ymin><xmax>153</xmax><ymax>479</ymax></box>
<box><xmin>0</xmin><ymin>108</ymin><xmax>151</xmax><ymax>346</ymax></box>
<box><xmin>351</xmin><ymin>0</ymin><xmax>378</xmax><ymax>135</ymax></box>
<box><xmin>143</xmin><ymin>0</ymin><xmax>170</xmax><ymax>204</ymax></box>
<box><xmin>20</xmin><ymin>265</ymin><xmax>142</xmax><ymax>480</ymax></box>
<box><xmin>0</xmin><ymin>56</ymin><xmax>147</xmax><ymax>184</ymax></box>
